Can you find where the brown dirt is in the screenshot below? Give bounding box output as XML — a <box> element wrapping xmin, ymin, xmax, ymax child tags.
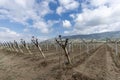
<box><xmin>0</xmin><ymin>44</ymin><xmax>120</xmax><ymax>80</ymax></box>
<box><xmin>73</xmin><ymin>45</ymin><xmax>120</xmax><ymax>80</ymax></box>
<box><xmin>0</xmin><ymin>50</ymin><xmax>59</xmax><ymax>80</ymax></box>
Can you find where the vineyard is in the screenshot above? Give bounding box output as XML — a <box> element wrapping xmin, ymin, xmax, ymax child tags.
<box><xmin>0</xmin><ymin>36</ymin><xmax>120</xmax><ymax>80</ymax></box>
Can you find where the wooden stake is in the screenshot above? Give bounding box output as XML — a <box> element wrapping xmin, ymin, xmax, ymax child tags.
<box><xmin>21</xmin><ymin>39</ymin><xmax>32</xmax><ymax>54</ymax></box>
<box><xmin>31</xmin><ymin>36</ymin><xmax>46</xmax><ymax>58</ymax></box>
<box><xmin>55</xmin><ymin>35</ymin><xmax>72</xmax><ymax>65</ymax></box>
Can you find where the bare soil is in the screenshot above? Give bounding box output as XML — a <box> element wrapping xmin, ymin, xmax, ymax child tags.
<box><xmin>0</xmin><ymin>44</ymin><xmax>120</xmax><ymax>80</ymax></box>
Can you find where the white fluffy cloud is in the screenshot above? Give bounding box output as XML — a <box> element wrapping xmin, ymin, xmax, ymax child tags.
<box><xmin>57</xmin><ymin>0</ymin><xmax>79</xmax><ymax>15</ymax></box>
<box><xmin>1</xmin><ymin>0</ymin><xmax>120</xmax><ymax>37</ymax></box>
<box><xmin>34</xmin><ymin>21</ymin><xmax>49</xmax><ymax>33</ymax></box>
<box><xmin>0</xmin><ymin>27</ymin><xmax>49</xmax><ymax>42</ymax></box>
<box><xmin>0</xmin><ymin>0</ymin><xmax>53</xmax><ymax>33</ymax></box>
<box><xmin>56</xmin><ymin>7</ymin><xmax>63</xmax><ymax>15</ymax></box>
<box><xmin>0</xmin><ymin>27</ymin><xmax>21</xmax><ymax>42</ymax></box>
<box><xmin>33</xmin><ymin>20</ymin><xmax>59</xmax><ymax>33</ymax></box>
<box><xmin>63</xmin><ymin>20</ymin><xmax>71</xmax><ymax>28</ymax></box>
<box><xmin>65</xmin><ymin>0</ymin><xmax>120</xmax><ymax>34</ymax></box>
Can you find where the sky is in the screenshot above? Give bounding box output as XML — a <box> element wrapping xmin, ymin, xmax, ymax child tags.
<box><xmin>0</xmin><ymin>0</ymin><xmax>120</xmax><ymax>42</ymax></box>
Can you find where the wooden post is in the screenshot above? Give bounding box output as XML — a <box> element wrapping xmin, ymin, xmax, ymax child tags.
<box><xmin>115</xmin><ymin>41</ymin><xmax>118</xmax><ymax>56</ymax></box>
<box><xmin>31</xmin><ymin>36</ymin><xmax>46</xmax><ymax>59</ymax></box>
<box><xmin>55</xmin><ymin>43</ymin><xmax>58</xmax><ymax>52</ymax></box>
<box><xmin>9</xmin><ymin>42</ymin><xmax>16</xmax><ymax>52</ymax></box>
<box><xmin>38</xmin><ymin>45</ymin><xmax>46</xmax><ymax>58</ymax></box>
<box><xmin>6</xmin><ymin>42</ymin><xmax>12</xmax><ymax>51</ymax></box>
<box><xmin>46</xmin><ymin>42</ymin><xmax>49</xmax><ymax>51</ymax></box>
<box><xmin>14</xmin><ymin>40</ymin><xmax>23</xmax><ymax>53</ymax></box>
<box><xmin>81</xmin><ymin>39</ymin><xmax>89</xmax><ymax>54</ymax></box>
<box><xmin>55</xmin><ymin>35</ymin><xmax>72</xmax><ymax>65</ymax></box>
<box><xmin>13</xmin><ymin>40</ymin><xmax>19</xmax><ymax>53</ymax></box>
<box><xmin>21</xmin><ymin>39</ymin><xmax>32</xmax><ymax>54</ymax></box>
<box><xmin>71</xmin><ymin>42</ymin><xmax>74</xmax><ymax>52</ymax></box>
<box><xmin>0</xmin><ymin>43</ymin><xmax>2</xmax><ymax>49</ymax></box>
<box><xmin>4</xmin><ymin>42</ymin><xmax>9</xmax><ymax>51</ymax></box>
<box><xmin>94</xmin><ymin>42</ymin><xmax>96</xmax><ymax>49</ymax></box>
<box><xmin>86</xmin><ymin>42</ymin><xmax>89</xmax><ymax>54</ymax></box>
<box><xmin>79</xmin><ymin>42</ymin><xmax>81</xmax><ymax>53</ymax></box>
<box><xmin>8</xmin><ymin>42</ymin><xmax>14</xmax><ymax>51</ymax></box>
<box><xmin>64</xmin><ymin>47</ymin><xmax>72</xmax><ymax>64</ymax></box>
<box><xmin>68</xmin><ymin>43</ymin><xmax>71</xmax><ymax>52</ymax></box>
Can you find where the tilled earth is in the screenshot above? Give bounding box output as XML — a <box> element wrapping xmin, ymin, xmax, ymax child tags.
<box><xmin>0</xmin><ymin>44</ymin><xmax>120</xmax><ymax>80</ymax></box>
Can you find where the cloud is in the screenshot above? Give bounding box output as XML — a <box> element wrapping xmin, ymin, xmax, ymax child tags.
<box><xmin>33</xmin><ymin>21</ymin><xmax>50</xmax><ymax>33</ymax></box>
<box><xmin>33</xmin><ymin>20</ymin><xmax>59</xmax><ymax>33</ymax></box>
<box><xmin>70</xmin><ymin>14</ymin><xmax>75</xmax><ymax>19</ymax></box>
<box><xmin>1</xmin><ymin>0</ymin><xmax>120</xmax><ymax>37</ymax></box>
<box><xmin>88</xmin><ymin>0</ymin><xmax>108</xmax><ymax>7</ymax></box>
<box><xmin>0</xmin><ymin>0</ymin><xmax>53</xmax><ymax>33</ymax></box>
<box><xmin>0</xmin><ymin>27</ymin><xmax>49</xmax><ymax>42</ymax></box>
<box><xmin>63</xmin><ymin>20</ymin><xmax>71</xmax><ymax>28</ymax></box>
<box><xmin>65</xmin><ymin>0</ymin><xmax>120</xmax><ymax>34</ymax></box>
<box><xmin>56</xmin><ymin>0</ymin><xmax>79</xmax><ymax>15</ymax></box>
<box><xmin>56</xmin><ymin>7</ymin><xmax>63</xmax><ymax>15</ymax></box>
<box><xmin>0</xmin><ymin>27</ymin><xmax>21</xmax><ymax>42</ymax></box>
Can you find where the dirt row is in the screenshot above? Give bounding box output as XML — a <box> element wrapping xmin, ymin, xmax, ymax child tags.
<box><xmin>72</xmin><ymin>44</ymin><xmax>120</xmax><ymax>80</ymax></box>
<box><xmin>73</xmin><ymin>45</ymin><xmax>107</xmax><ymax>80</ymax></box>
<box><xmin>0</xmin><ymin>43</ymin><xmax>102</xmax><ymax>80</ymax></box>
<box><xmin>0</xmin><ymin>44</ymin><xmax>120</xmax><ymax>80</ymax></box>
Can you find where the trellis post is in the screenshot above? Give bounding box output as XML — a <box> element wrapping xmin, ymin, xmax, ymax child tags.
<box><xmin>55</xmin><ymin>35</ymin><xmax>72</xmax><ymax>65</ymax></box>
<box><xmin>31</xmin><ymin>36</ymin><xmax>46</xmax><ymax>59</ymax></box>
<box><xmin>21</xmin><ymin>39</ymin><xmax>32</xmax><ymax>54</ymax></box>
<box><xmin>14</xmin><ymin>40</ymin><xmax>23</xmax><ymax>53</ymax></box>
<box><xmin>115</xmin><ymin>41</ymin><xmax>118</xmax><ymax>56</ymax></box>
<box><xmin>82</xmin><ymin>39</ymin><xmax>89</xmax><ymax>54</ymax></box>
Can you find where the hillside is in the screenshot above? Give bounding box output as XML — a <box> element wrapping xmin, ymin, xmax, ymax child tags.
<box><xmin>64</xmin><ymin>31</ymin><xmax>120</xmax><ymax>40</ymax></box>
